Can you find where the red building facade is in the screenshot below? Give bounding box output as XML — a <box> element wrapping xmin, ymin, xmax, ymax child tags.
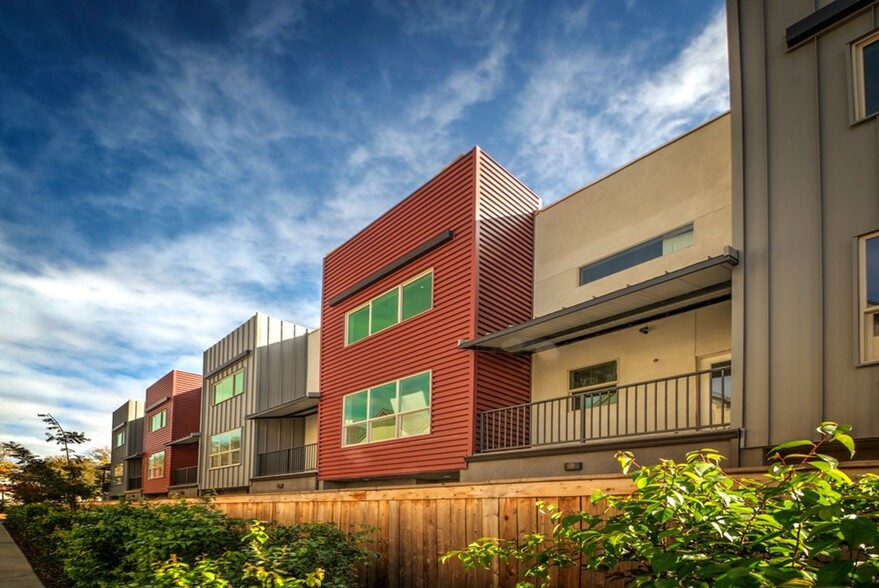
<box><xmin>141</xmin><ymin>369</ymin><xmax>202</xmax><ymax>495</ymax></box>
<box><xmin>319</xmin><ymin>147</ymin><xmax>539</xmax><ymax>482</ymax></box>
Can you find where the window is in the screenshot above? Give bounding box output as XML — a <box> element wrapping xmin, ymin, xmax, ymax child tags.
<box><xmin>346</xmin><ymin>271</ymin><xmax>433</xmax><ymax>345</ymax></box>
<box><xmin>342</xmin><ymin>371</ymin><xmax>431</xmax><ymax>445</ymax></box>
<box><xmin>149</xmin><ymin>410</ymin><xmax>166</xmax><ymax>432</ymax></box>
<box><xmin>113</xmin><ymin>464</ymin><xmax>123</xmax><ymax>486</ymax></box>
<box><xmin>569</xmin><ymin>361</ymin><xmax>618</xmax><ymax>410</ymax></box>
<box><xmin>579</xmin><ymin>225</ymin><xmax>694</xmax><ymax>286</ymax></box>
<box><xmin>710</xmin><ymin>360</ymin><xmax>732</xmax><ymax>403</ymax></box>
<box><xmin>859</xmin><ymin>232</ymin><xmax>879</xmax><ymax>363</ymax></box>
<box><xmin>214</xmin><ymin>369</ymin><xmax>245</xmax><ymax>404</ymax></box>
<box><xmin>852</xmin><ymin>30</ymin><xmax>879</xmax><ymax>121</ymax></box>
<box><xmin>210</xmin><ymin>428</ymin><xmax>242</xmax><ymax>468</ymax></box>
<box><xmin>147</xmin><ymin>451</ymin><xmax>165</xmax><ymax>479</ymax></box>
<box><xmin>115</xmin><ymin>430</ymin><xmax>125</xmax><ymax>447</ymax></box>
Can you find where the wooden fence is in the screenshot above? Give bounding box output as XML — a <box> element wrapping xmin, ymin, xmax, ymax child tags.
<box><xmin>205</xmin><ymin>475</ymin><xmax>638</xmax><ymax>588</ymax></box>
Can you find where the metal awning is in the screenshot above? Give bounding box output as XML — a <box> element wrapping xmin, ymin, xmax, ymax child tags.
<box><xmin>460</xmin><ymin>249</ymin><xmax>738</xmax><ymax>354</ymax></box>
<box><xmin>166</xmin><ymin>432</ymin><xmax>200</xmax><ymax>447</ymax></box>
<box><xmin>245</xmin><ymin>392</ymin><xmax>320</xmax><ymax>419</ymax></box>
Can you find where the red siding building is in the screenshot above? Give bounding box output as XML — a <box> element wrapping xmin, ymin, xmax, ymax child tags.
<box><xmin>319</xmin><ymin>147</ymin><xmax>539</xmax><ymax>483</ymax></box>
<box><xmin>142</xmin><ymin>369</ymin><xmax>202</xmax><ymax>496</ymax></box>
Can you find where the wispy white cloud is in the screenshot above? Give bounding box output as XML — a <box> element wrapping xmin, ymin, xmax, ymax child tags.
<box><xmin>509</xmin><ymin>6</ymin><xmax>729</xmax><ymax>199</ymax></box>
<box><xmin>0</xmin><ymin>0</ymin><xmax>729</xmax><ymax>457</ymax></box>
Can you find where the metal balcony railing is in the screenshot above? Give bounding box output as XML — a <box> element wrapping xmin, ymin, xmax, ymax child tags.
<box><xmin>258</xmin><ymin>444</ymin><xmax>317</xmax><ymax>476</ymax></box>
<box><xmin>478</xmin><ymin>366</ymin><xmax>731</xmax><ymax>453</ymax></box>
<box><xmin>171</xmin><ymin>466</ymin><xmax>198</xmax><ymax>486</ymax></box>
<box><xmin>126</xmin><ymin>476</ymin><xmax>142</xmax><ymax>491</ymax></box>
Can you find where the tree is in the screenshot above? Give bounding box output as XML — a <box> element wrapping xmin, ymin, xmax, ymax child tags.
<box><xmin>2</xmin><ymin>414</ymin><xmax>99</xmax><ymax>507</ymax></box>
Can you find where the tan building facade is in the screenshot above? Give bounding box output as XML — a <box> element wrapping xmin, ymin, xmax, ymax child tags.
<box><xmin>462</xmin><ymin>114</ymin><xmax>736</xmax><ymax>481</ymax></box>
<box><xmin>729</xmin><ymin>0</ymin><xmax>879</xmax><ymax>463</ymax></box>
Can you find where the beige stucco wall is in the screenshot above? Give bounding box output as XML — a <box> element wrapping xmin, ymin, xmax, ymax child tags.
<box><xmin>307</xmin><ymin>329</ymin><xmax>320</xmax><ymax>393</ymax></box>
<box><xmin>533</xmin><ymin>113</ymin><xmax>732</xmax><ymax>316</ymax></box>
<box><xmin>304</xmin><ymin>414</ymin><xmax>318</xmax><ymax>446</ymax></box>
<box><xmin>532</xmin><ymin>301</ymin><xmax>731</xmax><ymax>402</ymax></box>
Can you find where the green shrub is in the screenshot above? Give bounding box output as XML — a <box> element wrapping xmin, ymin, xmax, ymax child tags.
<box><xmin>266</xmin><ymin>521</ymin><xmax>372</xmax><ymax>587</ymax></box>
<box><xmin>152</xmin><ymin>521</ymin><xmax>326</xmax><ymax>588</ymax></box>
<box><xmin>4</xmin><ymin>502</ymin><xmax>74</xmax><ymax>587</ymax></box>
<box><xmin>442</xmin><ymin>422</ymin><xmax>879</xmax><ymax>587</ymax></box>
<box><xmin>5</xmin><ymin>499</ymin><xmax>370</xmax><ymax>588</ymax></box>
<box><xmin>58</xmin><ymin>499</ymin><xmax>243</xmax><ymax>587</ymax></box>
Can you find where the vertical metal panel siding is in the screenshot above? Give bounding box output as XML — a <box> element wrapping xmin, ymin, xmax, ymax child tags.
<box><xmin>256</xmin><ymin>324</ymin><xmax>309</xmax><ymax>411</ymax></box>
<box><xmin>319</xmin><ymin>151</ymin><xmax>479</xmax><ymax>480</ymax></box>
<box><xmin>200</xmin><ymin>315</ymin><xmax>257</xmax><ymax>491</ymax></box>
<box><xmin>110</xmin><ymin>400</ymin><xmax>141</xmax><ymax>496</ymax></box>
<box><xmin>474</xmin><ymin>150</ymin><xmax>539</xmax><ymax>415</ymax></box>
<box><xmin>201</xmin><ymin>315</ymin><xmax>311</xmax><ymax>491</ymax></box>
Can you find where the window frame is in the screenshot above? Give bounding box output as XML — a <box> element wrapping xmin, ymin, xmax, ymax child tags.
<box><xmin>149</xmin><ymin>410</ymin><xmax>167</xmax><ymax>432</ymax></box>
<box><xmin>115</xmin><ymin>430</ymin><xmax>125</xmax><ymax>447</ymax></box>
<box><xmin>213</xmin><ymin>368</ymin><xmax>246</xmax><ymax>405</ymax></box>
<box><xmin>858</xmin><ymin>231</ymin><xmax>879</xmax><ymax>365</ymax></box>
<box><xmin>209</xmin><ymin>428</ymin><xmax>242</xmax><ymax>469</ymax></box>
<box><xmin>341</xmin><ymin>371</ymin><xmax>432</xmax><ymax>446</ymax></box>
<box><xmin>569</xmin><ymin>360</ymin><xmax>619</xmax><ymax>410</ymax></box>
<box><xmin>578</xmin><ymin>225</ymin><xmax>694</xmax><ymax>286</ymax></box>
<box><xmin>147</xmin><ymin>451</ymin><xmax>165</xmax><ymax>479</ymax></box>
<box><xmin>345</xmin><ymin>269</ymin><xmax>433</xmax><ymax>346</ymax></box>
<box><xmin>112</xmin><ymin>463</ymin><xmax>124</xmax><ymax>486</ymax></box>
<box><xmin>850</xmin><ymin>29</ymin><xmax>879</xmax><ymax>123</ymax></box>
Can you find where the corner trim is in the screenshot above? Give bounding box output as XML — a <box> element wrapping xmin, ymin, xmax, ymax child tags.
<box><xmin>327</xmin><ymin>230</ymin><xmax>454</xmax><ymax>307</ymax></box>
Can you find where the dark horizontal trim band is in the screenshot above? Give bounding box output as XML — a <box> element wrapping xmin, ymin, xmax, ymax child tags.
<box><xmin>327</xmin><ymin>229</ymin><xmax>454</xmax><ymax>307</ymax></box>
<box><xmin>204</xmin><ymin>349</ymin><xmax>252</xmax><ymax>379</ymax></box>
<box><xmin>786</xmin><ymin>0</ymin><xmax>877</xmax><ymax>48</ymax></box>
<box><xmin>145</xmin><ymin>396</ymin><xmax>170</xmax><ymax>413</ymax></box>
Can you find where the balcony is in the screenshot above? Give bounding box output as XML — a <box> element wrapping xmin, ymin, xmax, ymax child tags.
<box><xmin>478</xmin><ymin>367</ymin><xmax>731</xmax><ymax>453</ymax></box>
<box><xmin>126</xmin><ymin>477</ymin><xmax>142</xmax><ymax>491</ymax></box>
<box><xmin>171</xmin><ymin>466</ymin><xmax>198</xmax><ymax>486</ymax></box>
<box><xmin>258</xmin><ymin>444</ymin><xmax>317</xmax><ymax>476</ymax></box>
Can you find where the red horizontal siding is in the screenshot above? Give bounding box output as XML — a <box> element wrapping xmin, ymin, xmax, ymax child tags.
<box><xmin>171</xmin><ymin>371</ymin><xmax>202</xmax><ymax>441</ymax></box>
<box><xmin>320</xmin><ymin>151</ymin><xmax>478</xmax><ymax>480</ymax></box>
<box><xmin>142</xmin><ymin>369</ymin><xmax>201</xmax><ymax>495</ymax></box>
<box><xmin>473</xmin><ymin>148</ymin><xmax>539</xmax><ymax>422</ymax></box>
<box><xmin>320</xmin><ymin>148</ymin><xmax>541</xmax><ymax>482</ymax></box>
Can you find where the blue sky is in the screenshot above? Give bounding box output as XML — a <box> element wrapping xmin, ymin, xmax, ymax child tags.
<box><xmin>0</xmin><ymin>0</ymin><xmax>728</xmax><ymax>456</ymax></box>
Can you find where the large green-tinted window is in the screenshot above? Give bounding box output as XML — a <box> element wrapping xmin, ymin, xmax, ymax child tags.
<box><xmin>149</xmin><ymin>410</ymin><xmax>166</xmax><ymax>432</ymax></box>
<box><xmin>345</xmin><ymin>270</ymin><xmax>433</xmax><ymax>345</ymax></box>
<box><xmin>346</xmin><ymin>307</ymin><xmax>370</xmax><ymax>345</ymax></box>
<box><xmin>214</xmin><ymin>369</ymin><xmax>245</xmax><ymax>404</ymax></box>
<box><xmin>209</xmin><ymin>429</ymin><xmax>241</xmax><ymax>469</ymax></box>
<box><xmin>115</xmin><ymin>430</ymin><xmax>125</xmax><ymax>447</ymax></box>
<box><xmin>371</xmin><ymin>289</ymin><xmax>399</xmax><ymax>333</ymax></box>
<box><xmin>342</xmin><ymin>371</ymin><xmax>431</xmax><ymax>445</ymax></box>
<box><xmin>401</xmin><ymin>273</ymin><xmax>432</xmax><ymax>320</ymax></box>
<box><xmin>147</xmin><ymin>451</ymin><xmax>165</xmax><ymax>479</ymax></box>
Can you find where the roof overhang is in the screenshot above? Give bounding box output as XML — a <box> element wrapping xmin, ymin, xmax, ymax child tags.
<box><xmin>123</xmin><ymin>453</ymin><xmax>143</xmax><ymax>461</ymax></box>
<box><xmin>245</xmin><ymin>392</ymin><xmax>320</xmax><ymax>419</ymax></box>
<box><xmin>166</xmin><ymin>432</ymin><xmax>200</xmax><ymax>447</ymax></box>
<box><xmin>460</xmin><ymin>249</ymin><xmax>739</xmax><ymax>354</ymax></box>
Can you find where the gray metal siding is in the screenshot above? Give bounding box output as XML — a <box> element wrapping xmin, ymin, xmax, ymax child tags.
<box><xmin>255</xmin><ymin>419</ymin><xmax>304</xmax><ymax>455</ymax></box>
<box><xmin>110</xmin><ymin>400</ymin><xmax>143</xmax><ymax>496</ymax></box>
<box><xmin>731</xmin><ymin>0</ymin><xmax>879</xmax><ymax>451</ymax></box>
<box><xmin>256</xmin><ymin>322</ymin><xmax>309</xmax><ymax>411</ymax></box>
<box><xmin>200</xmin><ymin>314</ymin><xmax>312</xmax><ymax>491</ymax></box>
